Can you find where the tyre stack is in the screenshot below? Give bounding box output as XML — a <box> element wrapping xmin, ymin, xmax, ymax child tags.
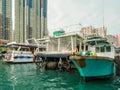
<box><xmin>114</xmin><ymin>56</ymin><xmax>120</xmax><ymax>75</ymax></box>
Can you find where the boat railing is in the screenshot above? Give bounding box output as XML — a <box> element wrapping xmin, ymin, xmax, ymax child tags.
<box><xmin>26</xmin><ymin>38</ymin><xmax>39</xmax><ymax>46</ymax></box>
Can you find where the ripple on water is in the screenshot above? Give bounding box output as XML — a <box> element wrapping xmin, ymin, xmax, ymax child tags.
<box><xmin>0</xmin><ymin>62</ymin><xmax>120</xmax><ymax>90</ymax></box>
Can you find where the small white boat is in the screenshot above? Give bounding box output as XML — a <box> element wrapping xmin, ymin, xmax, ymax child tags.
<box><xmin>4</xmin><ymin>43</ymin><xmax>37</xmax><ymax>64</ymax></box>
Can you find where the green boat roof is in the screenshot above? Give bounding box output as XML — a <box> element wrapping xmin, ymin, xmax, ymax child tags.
<box><xmin>85</xmin><ymin>37</ymin><xmax>109</xmax><ymax>45</ymax></box>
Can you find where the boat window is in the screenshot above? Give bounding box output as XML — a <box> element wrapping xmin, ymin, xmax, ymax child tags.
<box><xmin>20</xmin><ymin>48</ymin><xmax>27</xmax><ymax>51</ymax></box>
<box><xmin>9</xmin><ymin>47</ymin><xmax>18</xmax><ymax>51</ymax></box>
<box><xmin>106</xmin><ymin>46</ymin><xmax>111</xmax><ymax>52</ymax></box>
<box><xmin>81</xmin><ymin>45</ymin><xmax>84</xmax><ymax>50</ymax></box>
<box><xmin>86</xmin><ymin>45</ymin><xmax>88</xmax><ymax>51</ymax></box>
<box><xmin>100</xmin><ymin>46</ymin><xmax>105</xmax><ymax>52</ymax></box>
<box><xmin>13</xmin><ymin>47</ymin><xmax>18</xmax><ymax>51</ymax></box>
<box><xmin>96</xmin><ymin>47</ymin><xmax>99</xmax><ymax>53</ymax></box>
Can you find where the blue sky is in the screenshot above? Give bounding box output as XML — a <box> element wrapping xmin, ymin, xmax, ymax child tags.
<box><xmin>48</xmin><ymin>0</ymin><xmax>120</xmax><ymax>35</ymax></box>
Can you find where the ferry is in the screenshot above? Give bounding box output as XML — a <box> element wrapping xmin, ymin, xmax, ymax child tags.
<box><xmin>4</xmin><ymin>43</ymin><xmax>38</xmax><ymax>64</ymax></box>
<box><xmin>0</xmin><ymin>45</ymin><xmax>7</xmax><ymax>60</ymax></box>
<box><xmin>69</xmin><ymin>36</ymin><xmax>116</xmax><ymax>81</ymax></box>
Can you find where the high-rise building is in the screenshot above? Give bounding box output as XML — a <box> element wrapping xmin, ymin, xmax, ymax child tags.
<box><xmin>0</xmin><ymin>0</ymin><xmax>12</xmax><ymax>41</ymax></box>
<box><xmin>13</xmin><ymin>0</ymin><xmax>25</xmax><ymax>43</ymax></box>
<box><xmin>0</xmin><ymin>15</ymin><xmax>2</xmax><ymax>39</ymax></box>
<box><xmin>0</xmin><ymin>0</ymin><xmax>2</xmax><ymax>14</ymax></box>
<box><xmin>13</xmin><ymin>0</ymin><xmax>48</xmax><ymax>43</ymax></box>
<box><xmin>80</xmin><ymin>26</ymin><xmax>107</xmax><ymax>38</ymax></box>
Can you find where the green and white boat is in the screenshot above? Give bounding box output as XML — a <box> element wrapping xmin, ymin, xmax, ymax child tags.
<box><xmin>70</xmin><ymin>37</ymin><xmax>116</xmax><ymax>81</ymax></box>
<box><xmin>31</xmin><ymin>34</ymin><xmax>116</xmax><ymax>81</ymax></box>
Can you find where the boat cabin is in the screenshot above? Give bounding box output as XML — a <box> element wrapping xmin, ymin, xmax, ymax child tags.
<box><xmin>6</xmin><ymin>43</ymin><xmax>38</xmax><ymax>54</ymax></box>
<box><xmin>85</xmin><ymin>37</ymin><xmax>116</xmax><ymax>59</ymax></box>
<box><xmin>4</xmin><ymin>43</ymin><xmax>39</xmax><ymax>63</ymax></box>
<box><xmin>34</xmin><ymin>33</ymin><xmax>84</xmax><ymax>54</ymax></box>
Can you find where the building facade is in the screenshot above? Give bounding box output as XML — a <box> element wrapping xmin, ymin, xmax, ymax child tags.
<box><xmin>80</xmin><ymin>26</ymin><xmax>107</xmax><ymax>38</ymax></box>
<box><xmin>106</xmin><ymin>35</ymin><xmax>117</xmax><ymax>46</ymax></box>
<box><xmin>0</xmin><ymin>0</ymin><xmax>12</xmax><ymax>41</ymax></box>
<box><xmin>114</xmin><ymin>34</ymin><xmax>120</xmax><ymax>47</ymax></box>
<box><xmin>13</xmin><ymin>0</ymin><xmax>24</xmax><ymax>43</ymax></box>
<box><xmin>13</xmin><ymin>0</ymin><xmax>48</xmax><ymax>43</ymax></box>
<box><xmin>0</xmin><ymin>39</ymin><xmax>9</xmax><ymax>44</ymax></box>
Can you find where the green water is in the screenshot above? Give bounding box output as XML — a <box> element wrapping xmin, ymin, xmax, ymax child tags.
<box><xmin>0</xmin><ymin>61</ymin><xmax>120</xmax><ymax>90</ymax></box>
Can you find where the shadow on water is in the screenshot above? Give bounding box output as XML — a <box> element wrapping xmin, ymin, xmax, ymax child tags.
<box><xmin>76</xmin><ymin>75</ymin><xmax>120</xmax><ymax>90</ymax></box>
<box><xmin>113</xmin><ymin>76</ymin><xmax>120</xmax><ymax>89</ymax></box>
<box><xmin>0</xmin><ymin>61</ymin><xmax>120</xmax><ymax>90</ymax></box>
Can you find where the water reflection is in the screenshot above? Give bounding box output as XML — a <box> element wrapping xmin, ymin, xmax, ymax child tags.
<box><xmin>0</xmin><ymin>62</ymin><xmax>80</xmax><ymax>90</ymax></box>
<box><xmin>113</xmin><ymin>76</ymin><xmax>120</xmax><ymax>89</ymax></box>
<box><xmin>0</xmin><ymin>61</ymin><xmax>120</xmax><ymax>90</ymax></box>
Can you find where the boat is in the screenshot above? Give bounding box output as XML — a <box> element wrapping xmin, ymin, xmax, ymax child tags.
<box><xmin>4</xmin><ymin>43</ymin><xmax>38</xmax><ymax>64</ymax></box>
<box><xmin>0</xmin><ymin>45</ymin><xmax>7</xmax><ymax>60</ymax></box>
<box><xmin>33</xmin><ymin>34</ymin><xmax>116</xmax><ymax>81</ymax></box>
<box><xmin>33</xmin><ymin>33</ymin><xmax>83</xmax><ymax>70</ymax></box>
<box><xmin>0</xmin><ymin>51</ymin><xmax>7</xmax><ymax>60</ymax></box>
<box><xmin>69</xmin><ymin>36</ymin><xmax>116</xmax><ymax>81</ymax></box>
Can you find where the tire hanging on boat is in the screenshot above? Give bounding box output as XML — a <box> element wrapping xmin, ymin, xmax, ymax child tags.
<box><xmin>33</xmin><ymin>55</ymin><xmax>46</xmax><ymax>68</ymax></box>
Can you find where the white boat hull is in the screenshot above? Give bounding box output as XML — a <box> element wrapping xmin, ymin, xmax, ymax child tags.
<box><xmin>5</xmin><ymin>58</ymin><xmax>33</xmax><ymax>63</ymax></box>
<box><xmin>4</xmin><ymin>51</ymin><xmax>34</xmax><ymax>64</ymax></box>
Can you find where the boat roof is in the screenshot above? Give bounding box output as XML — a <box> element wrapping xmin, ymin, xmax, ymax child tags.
<box><xmin>37</xmin><ymin>33</ymin><xmax>84</xmax><ymax>41</ymax></box>
<box><xmin>5</xmin><ymin>43</ymin><xmax>45</xmax><ymax>48</ymax></box>
<box><xmin>85</xmin><ymin>36</ymin><xmax>110</xmax><ymax>46</ymax></box>
<box><xmin>53</xmin><ymin>33</ymin><xmax>83</xmax><ymax>39</ymax></box>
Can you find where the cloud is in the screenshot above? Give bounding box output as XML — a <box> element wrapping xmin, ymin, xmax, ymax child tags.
<box><xmin>48</xmin><ymin>0</ymin><xmax>120</xmax><ymax>35</ymax></box>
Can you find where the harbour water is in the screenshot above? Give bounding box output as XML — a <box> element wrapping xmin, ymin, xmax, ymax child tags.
<box><xmin>0</xmin><ymin>61</ymin><xmax>120</xmax><ymax>90</ymax></box>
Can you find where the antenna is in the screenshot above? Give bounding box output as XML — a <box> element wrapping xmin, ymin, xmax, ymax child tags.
<box><xmin>102</xmin><ymin>0</ymin><xmax>104</xmax><ymax>27</ymax></box>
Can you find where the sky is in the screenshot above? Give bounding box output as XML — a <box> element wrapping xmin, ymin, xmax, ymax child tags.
<box><xmin>47</xmin><ymin>0</ymin><xmax>120</xmax><ymax>35</ymax></box>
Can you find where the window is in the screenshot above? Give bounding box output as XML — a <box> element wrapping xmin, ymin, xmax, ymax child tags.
<box><xmin>100</xmin><ymin>46</ymin><xmax>105</xmax><ymax>52</ymax></box>
<box><xmin>106</xmin><ymin>46</ymin><xmax>111</xmax><ymax>52</ymax></box>
<box><xmin>96</xmin><ymin>47</ymin><xmax>99</xmax><ymax>52</ymax></box>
